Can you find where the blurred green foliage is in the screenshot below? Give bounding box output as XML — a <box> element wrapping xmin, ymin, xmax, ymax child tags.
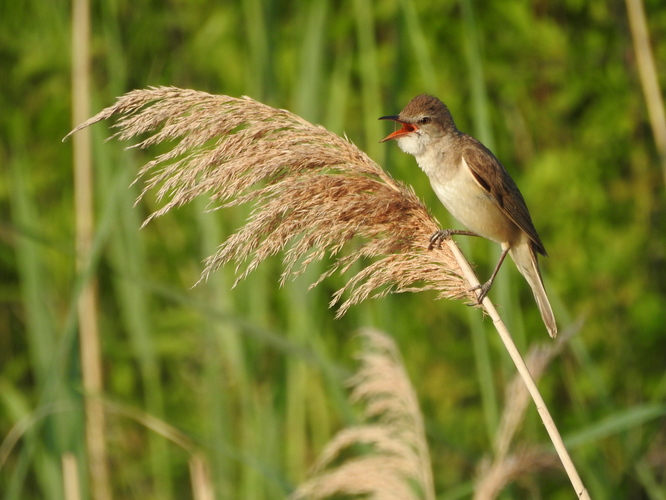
<box><xmin>1</xmin><ymin>0</ymin><xmax>665</xmax><ymax>499</ymax></box>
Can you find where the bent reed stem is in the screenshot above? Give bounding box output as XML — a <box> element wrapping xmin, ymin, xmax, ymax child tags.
<box><xmin>445</xmin><ymin>239</ymin><xmax>590</xmax><ymax>499</ymax></box>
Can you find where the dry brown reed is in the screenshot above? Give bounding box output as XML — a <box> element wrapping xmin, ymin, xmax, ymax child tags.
<box><xmin>493</xmin><ymin>325</ymin><xmax>577</xmax><ymax>460</ymax></box>
<box><xmin>474</xmin><ymin>448</ymin><xmax>559</xmax><ymax>500</ymax></box>
<box><xmin>65</xmin><ymin>86</ymin><xmax>472</xmax><ymax>314</ymax></box>
<box><xmin>70</xmin><ymin>0</ymin><xmax>111</xmax><ymax>498</ymax></box>
<box><xmin>291</xmin><ymin>329</ymin><xmax>434</xmax><ymax>500</ymax></box>
<box><xmin>625</xmin><ymin>0</ymin><xmax>666</xmax><ymax>186</ymax></box>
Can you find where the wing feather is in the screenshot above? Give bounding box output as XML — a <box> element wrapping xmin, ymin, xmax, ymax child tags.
<box><xmin>461</xmin><ymin>137</ymin><xmax>547</xmax><ymax>256</ymax></box>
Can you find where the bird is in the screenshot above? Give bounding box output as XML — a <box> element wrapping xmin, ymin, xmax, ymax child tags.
<box><xmin>380</xmin><ymin>94</ymin><xmax>557</xmax><ymax>338</ymax></box>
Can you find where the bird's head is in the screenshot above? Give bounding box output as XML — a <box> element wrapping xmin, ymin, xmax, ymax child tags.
<box><xmin>379</xmin><ymin>94</ymin><xmax>456</xmax><ymax>156</ymax></box>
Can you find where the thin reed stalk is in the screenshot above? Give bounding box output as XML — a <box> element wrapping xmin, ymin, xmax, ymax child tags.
<box><xmin>61</xmin><ymin>453</ymin><xmax>81</xmax><ymax>500</ymax></box>
<box><xmin>70</xmin><ymin>0</ymin><xmax>111</xmax><ymax>498</ymax></box>
<box><xmin>446</xmin><ymin>241</ymin><xmax>590</xmax><ymax>499</ymax></box>
<box><xmin>625</xmin><ymin>0</ymin><xmax>666</xmax><ymax>187</ymax></box>
<box><xmin>189</xmin><ymin>454</ymin><xmax>215</xmax><ymax>500</ymax></box>
<box><xmin>475</xmin><ymin>323</ymin><xmax>581</xmax><ymax>499</ymax></box>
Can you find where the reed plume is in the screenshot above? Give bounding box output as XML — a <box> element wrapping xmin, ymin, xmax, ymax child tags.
<box><xmin>65</xmin><ymin>86</ymin><xmax>472</xmax><ymax>314</ymax></box>
<box><xmin>291</xmin><ymin>329</ymin><xmax>435</xmax><ymax>500</ymax></box>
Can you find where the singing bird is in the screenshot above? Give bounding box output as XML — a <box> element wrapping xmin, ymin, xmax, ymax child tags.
<box><xmin>380</xmin><ymin>94</ymin><xmax>557</xmax><ymax>338</ymax></box>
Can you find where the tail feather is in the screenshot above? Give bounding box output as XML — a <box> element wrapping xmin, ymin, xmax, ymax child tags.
<box><xmin>509</xmin><ymin>243</ymin><xmax>557</xmax><ymax>338</ymax></box>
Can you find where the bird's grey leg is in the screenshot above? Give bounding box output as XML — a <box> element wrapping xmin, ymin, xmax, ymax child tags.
<box><xmin>470</xmin><ymin>246</ymin><xmax>510</xmax><ymax>303</ymax></box>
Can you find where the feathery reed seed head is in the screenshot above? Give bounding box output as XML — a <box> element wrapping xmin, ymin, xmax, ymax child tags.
<box><xmin>65</xmin><ymin>86</ymin><xmax>472</xmax><ymax>313</ymax></box>
<box><xmin>291</xmin><ymin>329</ymin><xmax>435</xmax><ymax>500</ymax></box>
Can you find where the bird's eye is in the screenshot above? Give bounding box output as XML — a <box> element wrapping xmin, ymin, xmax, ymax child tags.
<box><xmin>419</xmin><ymin>117</ymin><xmax>431</xmax><ymax>125</ymax></box>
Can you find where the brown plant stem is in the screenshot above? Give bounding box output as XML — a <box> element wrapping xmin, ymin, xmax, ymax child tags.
<box><xmin>444</xmin><ymin>239</ymin><xmax>590</xmax><ymax>500</ymax></box>
<box><xmin>189</xmin><ymin>454</ymin><xmax>215</xmax><ymax>500</ymax></box>
<box><xmin>71</xmin><ymin>0</ymin><xmax>111</xmax><ymax>498</ymax></box>
<box><xmin>625</xmin><ymin>0</ymin><xmax>666</xmax><ymax>187</ymax></box>
<box><xmin>61</xmin><ymin>453</ymin><xmax>81</xmax><ymax>500</ymax></box>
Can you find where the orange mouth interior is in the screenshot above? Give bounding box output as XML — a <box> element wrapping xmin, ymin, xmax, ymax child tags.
<box><xmin>380</xmin><ymin>122</ymin><xmax>416</xmax><ymax>142</ymax></box>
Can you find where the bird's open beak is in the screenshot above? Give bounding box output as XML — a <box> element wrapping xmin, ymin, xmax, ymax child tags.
<box><xmin>378</xmin><ymin>115</ymin><xmax>417</xmax><ymax>143</ymax></box>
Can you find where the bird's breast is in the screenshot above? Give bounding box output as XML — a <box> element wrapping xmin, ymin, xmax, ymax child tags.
<box><xmin>424</xmin><ymin>157</ymin><xmax>519</xmax><ymax>245</ymax></box>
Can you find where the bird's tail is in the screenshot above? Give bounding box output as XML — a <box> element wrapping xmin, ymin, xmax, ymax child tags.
<box><xmin>509</xmin><ymin>243</ymin><xmax>557</xmax><ymax>338</ymax></box>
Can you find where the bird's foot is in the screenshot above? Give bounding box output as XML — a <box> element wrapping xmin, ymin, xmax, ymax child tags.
<box><xmin>428</xmin><ymin>229</ymin><xmax>479</xmax><ymax>250</ymax></box>
<box><xmin>469</xmin><ymin>280</ymin><xmax>492</xmax><ymax>304</ymax></box>
<box><xmin>428</xmin><ymin>229</ymin><xmax>455</xmax><ymax>250</ymax></box>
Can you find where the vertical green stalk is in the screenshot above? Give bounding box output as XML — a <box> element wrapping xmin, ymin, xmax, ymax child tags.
<box><xmin>241</xmin><ymin>0</ymin><xmax>272</xmax><ymax>101</ymax></box>
<box><xmin>294</xmin><ymin>0</ymin><xmax>328</xmax><ymax>122</ymax></box>
<box><xmin>9</xmin><ymin>128</ymin><xmax>129</xmax><ymax>500</ymax></box>
<box><xmin>239</xmin><ymin>1</ymin><xmax>293</xmax><ymax>495</ymax></box>
<box><xmin>283</xmin><ymin>0</ymin><xmax>336</xmax><ymax>482</ymax></box>
<box><xmin>399</xmin><ymin>0</ymin><xmax>438</xmax><ymax>93</ymax></box>
<box><xmin>96</xmin><ymin>0</ymin><xmax>178</xmax><ymax>495</ymax></box>
<box><xmin>195</xmin><ymin>199</ymin><xmax>251</xmax><ymax>498</ymax></box>
<box><xmin>324</xmin><ymin>47</ymin><xmax>352</xmax><ymax>135</ymax></box>
<box><xmin>353</xmin><ymin>0</ymin><xmax>384</xmax><ymax>162</ymax></box>
<box><xmin>284</xmin><ymin>278</ymin><xmax>310</xmax><ymax>480</ymax></box>
<box><xmin>8</xmin><ymin>150</ymin><xmax>65</xmax><ymax>500</ymax></box>
<box><xmin>459</xmin><ymin>0</ymin><xmax>493</xmax><ymax>150</ymax></box>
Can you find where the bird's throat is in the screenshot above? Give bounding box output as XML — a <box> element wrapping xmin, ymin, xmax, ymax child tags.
<box><xmin>396</xmin><ymin>132</ymin><xmax>429</xmax><ymax>157</ymax></box>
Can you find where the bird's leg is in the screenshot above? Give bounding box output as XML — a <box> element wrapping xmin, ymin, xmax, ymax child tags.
<box><xmin>428</xmin><ymin>229</ymin><xmax>479</xmax><ymax>250</ymax></box>
<box><xmin>470</xmin><ymin>247</ymin><xmax>510</xmax><ymax>304</ymax></box>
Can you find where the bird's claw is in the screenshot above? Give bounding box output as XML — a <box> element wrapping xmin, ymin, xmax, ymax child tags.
<box><xmin>428</xmin><ymin>229</ymin><xmax>455</xmax><ymax>250</ymax></box>
<box><xmin>469</xmin><ymin>281</ymin><xmax>492</xmax><ymax>304</ymax></box>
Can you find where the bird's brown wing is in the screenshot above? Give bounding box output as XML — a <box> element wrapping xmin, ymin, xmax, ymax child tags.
<box><xmin>461</xmin><ymin>137</ymin><xmax>547</xmax><ymax>256</ymax></box>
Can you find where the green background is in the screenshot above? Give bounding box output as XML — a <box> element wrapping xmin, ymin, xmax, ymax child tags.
<box><xmin>2</xmin><ymin>0</ymin><xmax>665</xmax><ymax>498</ymax></box>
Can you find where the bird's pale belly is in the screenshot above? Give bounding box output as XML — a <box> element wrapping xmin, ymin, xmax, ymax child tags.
<box><xmin>430</xmin><ymin>175</ymin><xmax>519</xmax><ymax>246</ymax></box>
